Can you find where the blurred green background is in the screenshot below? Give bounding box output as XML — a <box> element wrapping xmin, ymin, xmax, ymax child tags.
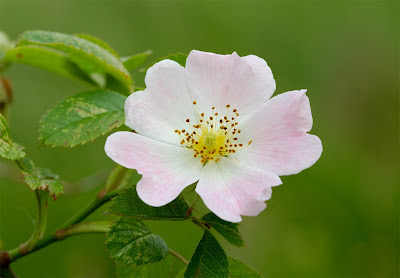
<box><xmin>0</xmin><ymin>0</ymin><xmax>398</xmax><ymax>277</ymax></box>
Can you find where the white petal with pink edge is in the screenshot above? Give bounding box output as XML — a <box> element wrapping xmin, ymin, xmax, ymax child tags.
<box><xmin>233</xmin><ymin>90</ymin><xmax>323</xmax><ymax>176</ymax></box>
<box><xmin>195</xmin><ymin>157</ymin><xmax>282</xmax><ymax>223</ymax></box>
<box><xmin>185</xmin><ymin>50</ymin><xmax>276</xmax><ymax>118</ymax></box>
<box><xmin>125</xmin><ymin>59</ymin><xmax>197</xmax><ymax>146</ymax></box>
<box><xmin>104</xmin><ymin>131</ymin><xmax>202</xmax><ymax>206</ymax></box>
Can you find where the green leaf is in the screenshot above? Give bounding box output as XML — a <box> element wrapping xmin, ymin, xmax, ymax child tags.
<box><xmin>228</xmin><ymin>257</ymin><xmax>263</xmax><ymax>278</ymax></box>
<box><xmin>105</xmin><ymin>217</ymin><xmax>168</xmax><ymax>267</ymax></box>
<box><xmin>116</xmin><ymin>254</ymin><xmax>184</xmax><ymax>278</ymax></box>
<box><xmin>22</xmin><ymin>172</ymin><xmax>63</xmax><ymax>200</ymax></box>
<box><xmin>201</xmin><ymin>212</ymin><xmax>244</xmax><ymax>247</ymax></box>
<box><xmin>39</xmin><ymin>90</ymin><xmax>126</xmax><ymax>147</ymax></box>
<box><xmin>5</xmin><ymin>45</ymin><xmax>96</xmax><ymax>86</ymax></box>
<box><xmin>17</xmin><ymin>30</ymin><xmax>132</xmax><ymax>91</ymax></box>
<box><xmin>122</xmin><ymin>50</ymin><xmax>152</xmax><ymax>71</ymax></box>
<box><xmin>0</xmin><ymin>113</ymin><xmax>25</xmax><ymax>160</ymax></box>
<box><xmin>107</xmin><ymin>186</ymin><xmax>190</xmax><ymax>221</ymax></box>
<box><xmin>184</xmin><ymin>230</ymin><xmax>229</xmax><ymax>278</ymax></box>
<box><xmin>20</xmin><ymin>157</ymin><xmax>63</xmax><ymax>200</ymax></box>
<box><xmin>74</xmin><ymin>33</ymin><xmax>119</xmax><ymax>57</ymax></box>
<box><xmin>139</xmin><ymin>52</ymin><xmax>187</xmax><ymax>72</ymax></box>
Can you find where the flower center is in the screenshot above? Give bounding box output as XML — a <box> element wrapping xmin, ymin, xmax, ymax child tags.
<box><xmin>174</xmin><ymin>101</ymin><xmax>252</xmax><ymax>164</ymax></box>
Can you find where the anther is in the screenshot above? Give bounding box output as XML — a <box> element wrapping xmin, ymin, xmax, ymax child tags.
<box><xmin>186</xmin><ymin>119</ymin><xmax>190</xmax><ymax>122</ymax></box>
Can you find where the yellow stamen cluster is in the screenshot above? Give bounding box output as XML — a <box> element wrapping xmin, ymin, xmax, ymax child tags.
<box><xmin>174</xmin><ymin>101</ymin><xmax>252</xmax><ymax>163</ymax></box>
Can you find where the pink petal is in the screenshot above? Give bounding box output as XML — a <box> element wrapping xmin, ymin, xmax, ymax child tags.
<box><xmin>233</xmin><ymin>90</ymin><xmax>323</xmax><ymax>176</ymax></box>
<box><xmin>105</xmin><ymin>131</ymin><xmax>202</xmax><ymax>206</ymax></box>
<box><xmin>185</xmin><ymin>50</ymin><xmax>276</xmax><ymax>118</ymax></box>
<box><xmin>125</xmin><ymin>59</ymin><xmax>197</xmax><ymax>145</ymax></box>
<box><xmin>196</xmin><ymin>157</ymin><xmax>282</xmax><ymax>223</ymax></box>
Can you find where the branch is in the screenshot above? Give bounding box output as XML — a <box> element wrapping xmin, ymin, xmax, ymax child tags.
<box><xmin>61</xmin><ymin>188</ymin><xmax>119</xmax><ymax>228</ymax></box>
<box><xmin>168</xmin><ymin>248</ymin><xmax>189</xmax><ymax>265</ymax></box>
<box><xmin>18</xmin><ymin>191</ymin><xmax>48</xmax><ymax>255</ymax></box>
<box><xmin>7</xmin><ymin>221</ymin><xmax>111</xmax><ymax>264</ymax></box>
<box><xmin>6</xmin><ymin>189</ymin><xmax>118</xmax><ymax>263</ymax></box>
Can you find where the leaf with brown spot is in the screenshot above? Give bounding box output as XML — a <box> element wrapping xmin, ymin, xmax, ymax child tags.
<box><xmin>20</xmin><ymin>158</ymin><xmax>63</xmax><ymax>200</ymax></box>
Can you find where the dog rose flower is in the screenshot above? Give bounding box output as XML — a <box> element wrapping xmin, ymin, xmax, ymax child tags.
<box><xmin>105</xmin><ymin>50</ymin><xmax>322</xmax><ymax>222</ymax></box>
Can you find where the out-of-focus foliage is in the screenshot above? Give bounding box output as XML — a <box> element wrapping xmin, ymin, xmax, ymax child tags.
<box><xmin>0</xmin><ymin>0</ymin><xmax>397</xmax><ymax>277</ymax></box>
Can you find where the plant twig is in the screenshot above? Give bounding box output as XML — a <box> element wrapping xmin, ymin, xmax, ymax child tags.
<box><xmin>6</xmin><ymin>189</ymin><xmax>118</xmax><ymax>263</ymax></box>
<box><xmin>60</xmin><ymin>189</ymin><xmax>118</xmax><ymax>228</ymax></box>
<box><xmin>7</xmin><ymin>221</ymin><xmax>111</xmax><ymax>265</ymax></box>
<box><xmin>18</xmin><ymin>190</ymin><xmax>48</xmax><ymax>255</ymax></box>
<box><xmin>168</xmin><ymin>248</ymin><xmax>189</xmax><ymax>265</ymax></box>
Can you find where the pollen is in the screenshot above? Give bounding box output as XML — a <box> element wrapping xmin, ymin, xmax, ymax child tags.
<box><xmin>174</xmin><ymin>101</ymin><xmax>252</xmax><ymax>164</ymax></box>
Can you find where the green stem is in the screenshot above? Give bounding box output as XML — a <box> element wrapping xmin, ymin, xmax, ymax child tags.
<box><xmin>18</xmin><ymin>190</ymin><xmax>48</xmax><ymax>255</ymax></box>
<box><xmin>56</xmin><ymin>221</ymin><xmax>110</xmax><ymax>238</ymax></box>
<box><xmin>60</xmin><ymin>189</ymin><xmax>118</xmax><ymax>228</ymax></box>
<box><xmin>168</xmin><ymin>248</ymin><xmax>188</xmax><ymax>265</ymax></box>
<box><xmin>9</xmin><ymin>221</ymin><xmax>111</xmax><ymax>263</ymax></box>
<box><xmin>7</xmin><ymin>189</ymin><xmax>118</xmax><ymax>263</ymax></box>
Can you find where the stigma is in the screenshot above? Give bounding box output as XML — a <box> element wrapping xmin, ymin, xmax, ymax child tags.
<box><xmin>174</xmin><ymin>101</ymin><xmax>252</xmax><ymax>164</ymax></box>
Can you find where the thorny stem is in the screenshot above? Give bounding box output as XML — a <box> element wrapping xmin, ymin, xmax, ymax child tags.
<box><xmin>168</xmin><ymin>249</ymin><xmax>189</xmax><ymax>265</ymax></box>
